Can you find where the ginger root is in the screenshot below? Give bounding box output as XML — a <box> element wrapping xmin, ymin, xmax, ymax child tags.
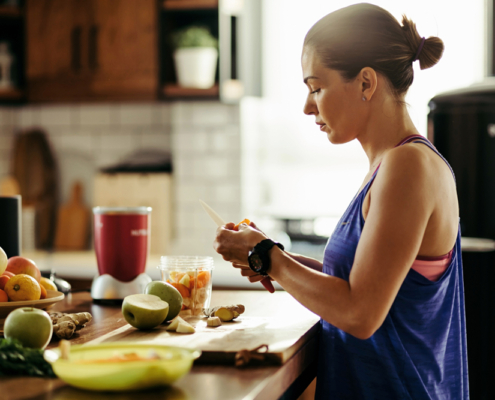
<box><xmin>203</xmin><ymin>305</ymin><xmax>245</xmax><ymax>322</ymax></box>
<box><xmin>50</xmin><ymin>312</ymin><xmax>92</xmax><ymax>339</ymax></box>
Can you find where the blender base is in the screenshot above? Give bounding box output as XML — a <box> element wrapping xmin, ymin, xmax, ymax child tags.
<box><xmin>91</xmin><ymin>273</ymin><xmax>152</xmax><ymax>302</ymax></box>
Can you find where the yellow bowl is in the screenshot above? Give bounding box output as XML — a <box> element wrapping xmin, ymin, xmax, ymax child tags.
<box><xmin>44</xmin><ymin>343</ymin><xmax>201</xmax><ymax>391</ymax></box>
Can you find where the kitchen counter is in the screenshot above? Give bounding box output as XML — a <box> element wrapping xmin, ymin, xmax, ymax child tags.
<box><xmin>0</xmin><ymin>291</ymin><xmax>320</xmax><ymax>400</ymax></box>
<box><xmin>22</xmin><ymin>250</ymin><xmax>284</xmax><ymax>290</ymax></box>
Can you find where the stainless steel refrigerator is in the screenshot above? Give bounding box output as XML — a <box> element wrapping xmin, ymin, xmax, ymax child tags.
<box><xmin>428</xmin><ymin>80</ymin><xmax>495</xmax><ymax>400</ymax></box>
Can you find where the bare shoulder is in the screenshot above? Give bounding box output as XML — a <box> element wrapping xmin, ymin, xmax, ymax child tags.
<box><xmin>374</xmin><ymin>143</ymin><xmax>432</xmax><ymax>193</ymax></box>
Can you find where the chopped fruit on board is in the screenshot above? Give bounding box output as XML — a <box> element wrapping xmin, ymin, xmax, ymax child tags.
<box><xmin>204</xmin><ymin>305</ymin><xmax>245</xmax><ymax>322</ymax></box>
<box><xmin>207</xmin><ymin>316</ymin><xmax>222</xmax><ymax>327</ymax></box>
<box><xmin>166</xmin><ymin>316</ymin><xmax>195</xmax><ymax>333</ymax></box>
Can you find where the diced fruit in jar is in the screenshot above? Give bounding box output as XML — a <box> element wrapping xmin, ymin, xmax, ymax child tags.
<box><xmin>196</xmin><ymin>287</ymin><xmax>208</xmax><ymax>304</ymax></box>
<box><xmin>169</xmin><ymin>282</ymin><xmax>190</xmax><ymax>298</ymax></box>
<box><xmin>179</xmin><ymin>273</ymin><xmax>190</xmax><ymax>288</ymax></box>
<box><xmin>196</xmin><ymin>271</ymin><xmax>210</xmax><ymax>288</ymax></box>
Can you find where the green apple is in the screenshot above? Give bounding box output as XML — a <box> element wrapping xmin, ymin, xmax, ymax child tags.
<box><xmin>4</xmin><ymin>307</ymin><xmax>53</xmax><ymax>349</ymax></box>
<box><xmin>0</xmin><ymin>246</ymin><xmax>7</xmax><ymax>275</ymax></box>
<box><xmin>122</xmin><ymin>294</ymin><xmax>169</xmax><ymax>330</ymax></box>
<box><xmin>145</xmin><ymin>280</ymin><xmax>183</xmax><ymax>321</ymax></box>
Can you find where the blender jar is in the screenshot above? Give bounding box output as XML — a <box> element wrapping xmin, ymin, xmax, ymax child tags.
<box><xmin>158</xmin><ymin>256</ymin><xmax>214</xmax><ymax>316</ymax></box>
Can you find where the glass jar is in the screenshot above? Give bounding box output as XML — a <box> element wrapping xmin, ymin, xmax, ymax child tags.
<box><xmin>158</xmin><ymin>256</ymin><xmax>214</xmax><ymax>316</ymax></box>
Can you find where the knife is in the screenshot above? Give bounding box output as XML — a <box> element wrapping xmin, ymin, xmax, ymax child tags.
<box><xmin>199</xmin><ymin>199</ymin><xmax>275</xmax><ymax>293</ymax></box>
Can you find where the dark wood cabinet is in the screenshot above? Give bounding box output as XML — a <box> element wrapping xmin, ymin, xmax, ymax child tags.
<box><xmin>26</xmin><ymin>0</ymin><xmax>158</xmax><ymax>102</ymax></box>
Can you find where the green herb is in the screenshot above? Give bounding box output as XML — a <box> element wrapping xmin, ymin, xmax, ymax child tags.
<box><xmin>0</xmin><ymin>338</ymin><xmax>55</xmax><ymax>377</ymax></box>
<box><xmin>172</xmin><ymin>26</ymin><xmax>218</xmax><ymax>49</ymax></box>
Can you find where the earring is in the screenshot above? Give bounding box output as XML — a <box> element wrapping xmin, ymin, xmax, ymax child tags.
<box><xmin>362</xmin><ymin>96</ymin><xmax>366</xmax><ymax>101</ymax></box>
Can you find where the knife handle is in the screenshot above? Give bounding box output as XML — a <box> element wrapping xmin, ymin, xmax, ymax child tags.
<box><xmin>261</xmin><ymin>277</ymin><xmax>275</xmax><ymax>293</ymax></box>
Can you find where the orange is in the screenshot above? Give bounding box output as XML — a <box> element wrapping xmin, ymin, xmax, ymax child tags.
<box><xmin>170</xmin><ymin>282</ymin><xmax>190</xmax><ymax>298</ymax></box>
<box><xmin>234</xmin><ymin>219</ymin><xmax>251</xmax><ymax>231</ymax></box>
<box><xmin>39</xmin><ymin>284</ymin><xmax>47</xmax><ymax>299</ymax></box>
<box><xmin>40</xmin><ymin>277</ymin><xmax>57</xmax><ymax>292</ymax></box>
<box><xmin>4</xmin><ymin>274</ymin><xmax>41</xmax><ymax>301</ymax></box>
<box><xmin>0</xmin><ymin>275</ymin><xmax>9</xmax><ymax>290</ymax></box>
<box><xmin>196</xmin><ymin>271</ymin><xmax>210</xmax><ymax>288</ymax></box>
<box><xmin>0</xmin><ymin>289</ymin><xmax>8</xmax><ymax>302</ymax></box>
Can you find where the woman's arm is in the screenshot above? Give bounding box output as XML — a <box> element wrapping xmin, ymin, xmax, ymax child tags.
<box><xmin>286</xmin><ymin>253</ymin><xmax>323</xmax><ymax>272</ymax></box>
<box><xmin>215</xmin><ymin>145</ymin><xmax>436</xmax><ymax>339</ymax></box>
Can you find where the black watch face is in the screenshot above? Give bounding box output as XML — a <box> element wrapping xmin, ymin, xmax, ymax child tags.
<box><xmin>249</xmin><ymin>253</ymin><xmax>263</xmax><ymax>272</ymax></box>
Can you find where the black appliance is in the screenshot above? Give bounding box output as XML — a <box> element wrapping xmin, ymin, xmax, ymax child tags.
<box><xmin>428</xmin><ymin>81</ymin><xmax>495</xmax><ymax>400</ymax></box>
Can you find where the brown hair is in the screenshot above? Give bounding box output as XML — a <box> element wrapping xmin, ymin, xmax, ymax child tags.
<box><xmin>304</xmin><ymin>3</ymin><xmax>444</xmax><ymax>97</ymax></box>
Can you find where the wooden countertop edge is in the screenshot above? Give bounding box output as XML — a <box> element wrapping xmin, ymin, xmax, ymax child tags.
<box><xmin>252</xmin><ymin>329</ymin><xmax>320</xmax><ymax>399</ymax></box>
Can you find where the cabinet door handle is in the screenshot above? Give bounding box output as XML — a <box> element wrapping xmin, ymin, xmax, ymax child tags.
<box><xmin>89</xmin><ymin>25</ymin><xmax>98</xmax><ymax>71</ymax></box>
<box><xmin>71</xmin><ymin>26</ymin><xmax>82</xmax><ymax>72</ymax></box>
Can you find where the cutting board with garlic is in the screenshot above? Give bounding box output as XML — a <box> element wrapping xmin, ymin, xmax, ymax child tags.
<box><xmin>87</xmin><ymin>291</ymin><xmax>320</xmax><ymax>365</ymax></box>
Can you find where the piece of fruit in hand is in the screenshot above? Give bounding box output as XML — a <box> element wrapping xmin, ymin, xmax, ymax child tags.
<box><xmin>234</xmin><ymin>219</ymin><xmax>250</xmax><ymax>231</ymax></box>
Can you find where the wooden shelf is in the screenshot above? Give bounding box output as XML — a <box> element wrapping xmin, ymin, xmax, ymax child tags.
<box><xmin>0</xmin><ymin>87</ymin><xmax>23</xmax><ymax>101</ymax></box>
<box><xmin>163</xmin><ymin>0</ymin><xmax>218</xmax><ymax>10</ymax></box>
<box><xmin>163</xmin><ymin>83</ymin><xmax>219</xmax><ymax>98</ymax></box>
<box><xmin>0</xmin><ymin>5</ymin><xmax>22</xmax><ymax>18</ymax></box>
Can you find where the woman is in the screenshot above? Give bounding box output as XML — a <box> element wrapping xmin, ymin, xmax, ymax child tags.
<box><xmin>214</xmin><ymin>3</ymin><xmax>468</xmax><ymax>399</ymax></box>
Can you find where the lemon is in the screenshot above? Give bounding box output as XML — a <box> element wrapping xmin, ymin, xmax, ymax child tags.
<box><xmin>0</xmin><ymin>246</ymin><xmax>7</xmax><ymax>275</ymax></box>
<box><xmin>40</xmin><ymin>277</ymin><xmax>57</xmax><ymax>292</ymax></box>
<box><xmin>5</xmin><ymin>274</ymin><xmax>41</xmax><ymax>301</ymax></box>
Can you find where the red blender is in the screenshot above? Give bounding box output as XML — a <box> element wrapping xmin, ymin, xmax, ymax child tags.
<box><xmin>91</xmin><ymin>207</ymin><xmax>152</xmax><ymax>302</ymax></box>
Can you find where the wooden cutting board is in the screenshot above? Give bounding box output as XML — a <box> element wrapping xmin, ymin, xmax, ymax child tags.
<box><xmin>54</xmin><ymin>181</ymin><xmax>90</xmax><ymax>250</ymax></box>
<box><xmin>87</xmin><ymin>291</ymin><xmax>320</xmax><ymax>365</ymax></box>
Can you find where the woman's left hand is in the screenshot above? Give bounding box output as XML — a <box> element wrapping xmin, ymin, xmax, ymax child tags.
<box><xmin>213</xmin><ymin>222</ymin><xmax>267</xmax><ymax>265</ymax></box>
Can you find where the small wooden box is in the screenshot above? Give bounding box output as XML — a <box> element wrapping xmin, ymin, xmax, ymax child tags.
<box><xmin>93</xmin><ymin>173</ymin><xmax>173</xmax><ymax>255</ymax></box>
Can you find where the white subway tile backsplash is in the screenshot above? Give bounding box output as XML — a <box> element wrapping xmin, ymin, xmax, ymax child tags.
<box><xmin>211</xmin><ymin>127</ymin><xmax>240</xmax><ymax>153</ymax></box>
<box><xmin>169</xmin><ymin>102</ymin><xmax>191</xmax><ymax>127</ymax></box>
<box><xmin>0</xmin><ymin>101</ymin><xmax>241</xmax><ymax>256</ymax></box>
<box><xmin>201</xmin><ymin>157</ymin><xmax>239</xmax><ymax>179</ymax></box>
<box><xmin>119</xmin><ymin>104</ymin><xmax>154</xmax><ymax>126</ymax></box>
<box><xmin>212</xmin><ymin>182</ymin><xmax>240</xmax><ymax>203</ymax></box>
<box><xmin>0</xmin><ymin>108</ymin><xmax>15</xmax><ymax>127</ymax></box>
<box><xmin>174</xmin><ymin>156</ymin><xmax>196</xmax><ymax>179</ymax></box>
<box><xmin>59</xmin><ymin>134</ymin><xmax>95</xmax><ymax>152</ymax></box>
<box><xmin>18</xmin><ymin>107</ymin><xmax>40</xmax><ymax>128</ymax></box>
<box><xmin>191</xmin><ymin>102</ymin><xmax>233</xmax><ymax>126</ymax></box>
<box><xmin>154</xmin><ymin>104</ymin><xmax>171</xmax><ymax>126</ymax></box>
<box><xmin>0</xmin><ymin>134</ymin><xmax>12</xmax><ymax>151</ymax></box>
<box><xmin>139</xmin><ymin>130</ymin><xmax>170</xmax><ymax>150</ymax></box>
<box><xmin>79</xmin><ymin>105</ymin><xmax>119</xmax><ymax>126</ymax></box>
<box><xmin>99</xmin><ymin>133</ymin><xmax>135</xmax><ymax>151</ymax></box>
<box><xmin>94</xmin><ymin>152</ymin><xmax>124</xmax><ymax>169</ymax></box>
<box><xmin>39</xmin><ymin>106</ymin><xmax>74</xmax><ymax>127</ymax></box>
<box><xmin>175</xmin><ymin>183</ymin><xmax>212</xmax><ymax>206</ymax></box>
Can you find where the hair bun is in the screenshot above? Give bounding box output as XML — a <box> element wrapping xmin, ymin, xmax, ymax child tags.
<box><xmin>401</xmin><ymin>16</ymin><xmax>444</xmax><ymax>70</ymax></box>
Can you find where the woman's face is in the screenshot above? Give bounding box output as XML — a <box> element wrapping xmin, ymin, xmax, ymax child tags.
<box><xmin>302</xmin><ymin>47</ymin><xmax>367</xmax><ymax>144</ymax></box>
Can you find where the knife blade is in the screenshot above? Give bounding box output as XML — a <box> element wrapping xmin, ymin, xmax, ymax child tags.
<box><xmin>199</xmin><ymin>199</ymin><xmax>226</xmax><ymax>227</ymax></box>
<box><xmin>199</xmin><ymin>199</ymin><xmax>275</xmax><ymax>293</ymax></box>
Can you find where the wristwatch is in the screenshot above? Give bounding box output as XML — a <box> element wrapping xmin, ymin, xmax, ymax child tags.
<box><xmin>248</xmin><ymin>239</ymin><xmax>285</xmax><ymax>276</ymax></box>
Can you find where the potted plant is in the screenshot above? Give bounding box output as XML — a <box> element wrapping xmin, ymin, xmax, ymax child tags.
<box><xmin>172</xmin><ymin>26</ymin><xmax>218</xmax><ymax>89</ymax></box>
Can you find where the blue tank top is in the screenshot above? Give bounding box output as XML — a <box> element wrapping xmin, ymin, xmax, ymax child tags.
<box><xmin>316</xmin><ymin>135</ymin><xmax>469</xmax><ymax>399</ymax></box>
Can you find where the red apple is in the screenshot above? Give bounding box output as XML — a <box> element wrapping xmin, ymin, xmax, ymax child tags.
<box><xmin>2</xmin><ymin>271</ymin><xmax>14</xmax><ymax>278</ymax></box>
<box><xmin>6</xmin><ymin>257</ymin><xmax>41</xmax><ymax>282</ymax></box>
